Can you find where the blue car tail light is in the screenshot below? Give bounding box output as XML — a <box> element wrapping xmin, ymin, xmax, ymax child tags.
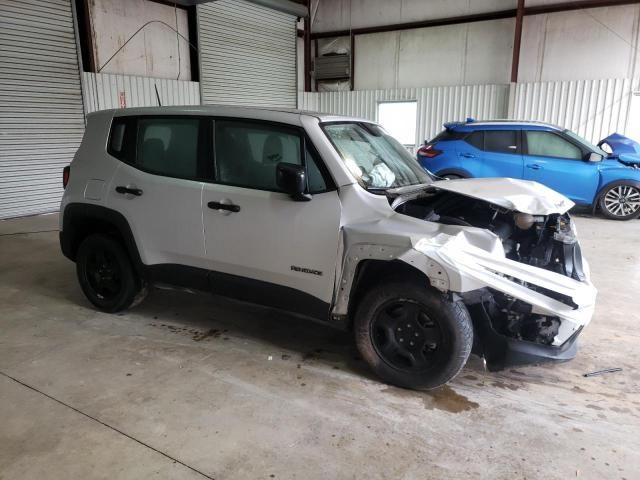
<box><xmin>417</xmin><ymin>143</ymin><xmax>442</xmax><ymax>159</ymax></box>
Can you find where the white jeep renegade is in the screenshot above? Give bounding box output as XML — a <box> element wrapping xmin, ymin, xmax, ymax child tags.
<box><xmin>60</xmin><ymin>106</ymin><xmax>597</xmax><ymax>390</ymax></box>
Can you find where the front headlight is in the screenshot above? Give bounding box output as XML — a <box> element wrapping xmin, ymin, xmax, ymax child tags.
<box><xmin>513</xmin><ymin>212</ymin><xmax>545</xmax><ymax>230</ymax></box>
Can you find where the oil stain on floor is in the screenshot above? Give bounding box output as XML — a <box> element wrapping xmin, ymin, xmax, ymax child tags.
<box><xmin>383</xmin><ymin>385</ymin><xmax>480</xmax><ymax>413</ymax></box>
<box><xmin>424</xmin><ymin>385</ymin><xmax>480</xmax><ymax>413</ymax></box>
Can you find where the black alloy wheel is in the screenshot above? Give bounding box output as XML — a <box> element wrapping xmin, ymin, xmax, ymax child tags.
<box><xmin>76</xmin><ymin>234</ymin><xmax>145</xmax><ymax>312</ymax></box>
<box><xmin>370</xmin><ymin>299</ymin><xmax>448</xmax><ymax>372</ymax></box>
<box><xmin>354</xmin><ymin>282</ymin><xmax>473</xmax><ymax>390</ymax></box>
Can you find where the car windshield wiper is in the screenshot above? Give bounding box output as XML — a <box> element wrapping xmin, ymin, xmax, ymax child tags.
<box><xmin>365</xmin><ymin>186</ymin><xmax>390</xmax><ymax>194</ymax></box>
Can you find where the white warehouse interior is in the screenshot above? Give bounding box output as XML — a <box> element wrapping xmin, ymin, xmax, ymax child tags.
<box><xmin>1</xmin><ymin>1</ymin><xmax>639</xmax><ymax>479</ymax></box>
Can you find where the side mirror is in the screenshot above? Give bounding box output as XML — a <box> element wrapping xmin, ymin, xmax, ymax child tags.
<box><xmin>276</xmin><ymin>162</ymin><xmax>311</xmax><ymax>201</ymax></box>
<box><xmin>587</xmin><ymin>152</ymin><xmax>604</xmax><ymax>162</ymax></box>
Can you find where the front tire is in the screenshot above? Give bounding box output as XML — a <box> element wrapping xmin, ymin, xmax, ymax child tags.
<box><xmin>76</xmin><ymin>234</ymin><xmax>145</xmax><ymax>313</ymax></box>
<box><xmin>598</xmin><ymin>182</ymin><xmax>640</xmax><ymax>220</ymax></box>
<box><xmin>354</xmin><ymin>282</ymin><xmax>473</xmax><ymax>390</ymax></box>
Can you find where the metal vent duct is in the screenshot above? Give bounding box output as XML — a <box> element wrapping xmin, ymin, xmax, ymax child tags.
<box><xmin>315</xmin><ymin>55</ymin><xmax>351</xmax><ymax>81</ymax></box>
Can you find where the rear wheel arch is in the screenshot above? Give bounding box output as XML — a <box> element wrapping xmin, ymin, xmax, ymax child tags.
<box><xmin>61</xmin><ymin>204</ymin><xmax>144</xmax><ymax>276</ymax></box>
<box><xmin>76</xmin><ymin>233</ymin><xmax>147</xmax><ymax>312</ymax></box>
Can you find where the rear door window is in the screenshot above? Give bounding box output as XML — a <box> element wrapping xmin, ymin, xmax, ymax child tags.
<box><xmin>484</xmin><ymin>131</ymin><xmax>519</xmax><ymax>154</ymax></box>
<box><xmin>109</xmin><ymin>116</ymin><xmax>206</xmax><ymax>180</ymax></box>
<box><xmin>137</xmin><ymin>118</ymin><xmax>201</xmax><ymax>179</ymax></box>
<box><xmin>464</xmin><ymin>131</ymin><xmax>484</xmax><ymax>150</ymax></box>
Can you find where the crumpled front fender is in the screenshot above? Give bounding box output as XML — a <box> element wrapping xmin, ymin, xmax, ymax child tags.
<box><xmin>413</xmin><ymin>230</ymin><xmax>597</xmax><ymax>346</ymax></box>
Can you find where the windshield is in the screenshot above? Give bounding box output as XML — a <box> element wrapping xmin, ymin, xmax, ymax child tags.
<box><xmin>322</xmin><ymin>122</ymin><xmax>433</xmax><ymax>190</ymax></box>
<box><xmin>563</xmin><ymin>129</ymin><xmax>608</xmax><ymax>157</ymax></box>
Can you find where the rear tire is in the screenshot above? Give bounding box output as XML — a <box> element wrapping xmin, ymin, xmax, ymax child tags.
<box><xmin>354</xmin><ymin>282</ymin><xmax>473</xmax><ymax>390</ymax></box>
<box><xmin>598</xmin><ymin>182</ymin><xmax>640</xmax><ymax>220</ymax></box>
<box><xmin>76</xmin><ymin>234</ymin><xmax>146</xmax><ymax>313</ymax></box>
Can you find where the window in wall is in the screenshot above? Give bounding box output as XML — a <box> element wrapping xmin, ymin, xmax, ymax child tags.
<box><xmin>526</xmin><ymin>131</ymin><xmax>582</xmax><ymax>159</ymax></box>
<box><xmin>136</xmin><ymin>118</ymin><xmax>200</xmax><ymax>178</ymax></box>
<box><xmin>484</xmin><ymin>131</ymin><xmax>519</xmax><ymax>154</ymax></box>
<box><xmin>377</xmin><ymin>101</ymin><xmax>417</xmax><ymax>146</ymax></box>
<box><xmin>214</xmin><ymin>121</ymin><xmax>302</xmax><ymax>192</ymax></box>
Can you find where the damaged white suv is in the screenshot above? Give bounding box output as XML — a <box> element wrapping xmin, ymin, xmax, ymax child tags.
<box><xmin>60</xmin><ymin>106</ymin><xmax>597</xmax><ymax>390</ymax></box>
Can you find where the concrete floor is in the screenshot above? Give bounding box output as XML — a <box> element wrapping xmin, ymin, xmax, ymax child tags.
<box><xmin>0</xmin><ymin>213</ymin><xmax>639</xmax><ymax>480</ymax></box>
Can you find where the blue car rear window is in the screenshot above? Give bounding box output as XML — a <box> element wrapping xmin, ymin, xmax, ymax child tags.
<box><xmin>429</xmin><ymin>130</ymin><xmax>466</xmax><ymax>143</ymax></box>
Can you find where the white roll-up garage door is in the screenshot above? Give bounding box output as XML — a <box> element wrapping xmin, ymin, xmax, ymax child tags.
<box><xmin>197</xmin><ymin>0</ymin><xmax>297</xmax><ymax>108</ymax></box>
<box><xmin>0</xmin><ymin>0</ymin><xmax>85</xmax><ymax>219</ymax></box>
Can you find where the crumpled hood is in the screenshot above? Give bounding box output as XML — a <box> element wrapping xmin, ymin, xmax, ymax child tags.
<box><xmin>430</xmin><ymin>177</ymin><xmax>575</xmax><ymax>215</ymax></box>
<box><xmin>598</xmin><ymin>133</ymin><xmax>640</xmax><ymax>166</ymax></box>
<box><xmin>599</xmin><ymin>133</ymin><xmax>640</xmax><ymax>155</ymax></box>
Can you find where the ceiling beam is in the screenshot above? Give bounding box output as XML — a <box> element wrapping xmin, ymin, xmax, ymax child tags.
<box><xmin>310</xmin><ymin>0</ymin><xmax>639</xmax><ymax>39</ymax></box>
<box><xmin>511</xmin><ymin>0</ymin><xmax>525</xmax><ymax>83</ymax></box>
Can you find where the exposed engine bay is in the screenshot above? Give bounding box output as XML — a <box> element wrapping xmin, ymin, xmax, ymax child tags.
<box><xmin>393</xmin><ymin>189</ymin><xmax>587</xmax><ymax>347</ymax></box>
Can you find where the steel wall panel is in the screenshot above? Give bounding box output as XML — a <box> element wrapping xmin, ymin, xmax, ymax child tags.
<box><xmin>300</xmin><ymin>79</ymin><xmax>636</xmax><ymax>147</ymax></box>
<box><xmin>298</xmin><ymin>84</ymin><xmax>509</xmax><ymax>146</ymax></box>
<box><xmin>0</xmin><ymin>0</ymin><xmax>85</xmax><ymax>219</ymax></box>
<box><xmin>508</xmin><ymin>78</ymin><xmax>634</xmax><ymax>144</ymax></box>
<box><xmin>82</xmin><ymin>72</ymin><xmax>201</xmax><ymax>114</ymax></box>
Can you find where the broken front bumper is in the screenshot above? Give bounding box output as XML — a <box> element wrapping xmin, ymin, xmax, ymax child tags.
<box><xmin>468</xmin><ymin>297</ymin><xmax>584</xmax><ymax>370</ymax></box>
<box><xmin>414</xmin><ymin>231</ymin><xmax>597</xmax><ymax>369</ymax></box>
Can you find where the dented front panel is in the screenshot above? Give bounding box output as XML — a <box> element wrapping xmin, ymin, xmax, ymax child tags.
<box><xmin>332</xmin><ymin>180</ymin><xmax>596</xmax><ymax>353</ymax></box>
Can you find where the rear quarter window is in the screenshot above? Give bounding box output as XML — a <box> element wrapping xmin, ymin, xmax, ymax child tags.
<box><xmin>429</xmin><ymin>130</ymin><xmax>466</xmax><ymax>143</ymax></box>
<box><xmin>108</xmin><ymin>116</ymin><xmax>136</xmax><ymax>163</ymax></box>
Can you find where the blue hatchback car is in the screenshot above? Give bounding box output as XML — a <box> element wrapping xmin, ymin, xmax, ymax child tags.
<box><xmin>417</xmin><ymin>119</ymin><xmax>640</xmax><ymax>220</ymax></box>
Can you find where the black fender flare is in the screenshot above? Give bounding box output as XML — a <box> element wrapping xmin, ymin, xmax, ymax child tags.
<box><xmin>60</xmin><ymin>203</ymin><xmax>144</xmax><ymax>276</ymax></box>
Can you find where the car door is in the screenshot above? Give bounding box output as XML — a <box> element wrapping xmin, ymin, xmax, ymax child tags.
<box><xmin>201</xmin><ymin>118</ymin><xmax>341</xmax><ymax>317</ymax></box>
<box><xmin>106</xmin><ymin>115</ymin><xmax>208</xmax><ymax>267</ymax></box>
<box><xmin>475</xmin><ymin>129</ymin><xmax>524</xmax><ymax>178</ymax></box>
<box><xmin>522</xmin><ymin>130</ymin><xmax>599</xmax><ymax>205</ymax></box>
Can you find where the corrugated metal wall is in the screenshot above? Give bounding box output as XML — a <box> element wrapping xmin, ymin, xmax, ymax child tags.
<box><xmin>82</xmin><ymin>72</ymin><xmax>200</xmax><ymax>114</ymax></box>
<box><xmin>298</xmin><ymin>84</ymin><xmax>510</xmax><ymax>145</ymax></box>
<box><xmin>508</xmin><ymin>78</ymin><xmax>636</xmax><ymax>144</ymax></box>
<box><xmin>0</xmin><ymin>0</ymin><xmax>85</xmax><ymax>219</ymax></box>
<box><xmin>197</xmin><ymin>0</ymin><xmax>297</xmax><ymax>107</ymax></box>
<box><xmin>300</xmin><ymin>78</ymin><xmax>637</xmax><ymax>146</ymax></box>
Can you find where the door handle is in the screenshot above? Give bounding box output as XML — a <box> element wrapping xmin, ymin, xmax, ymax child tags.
<box><xmin>526</xmin><ymin>164</ymin><xmax>542</xmax><ymax>170</ymax></box>
<box><xmin>208</xmin><ymin>201</ymin><xmax>241</xmax><ymax>213</ymax></box>
<box><xmin>460</xmin><ymin>153</ymin><xmax>475</xmax><ymax>158</ymax></box>
<box><xmin>115</xmin><ymin>185</ymin><xmax>143</xmax><ymax>196</ymax></box>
